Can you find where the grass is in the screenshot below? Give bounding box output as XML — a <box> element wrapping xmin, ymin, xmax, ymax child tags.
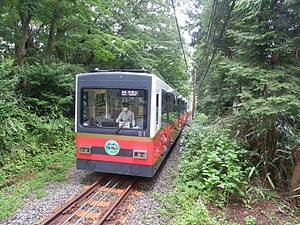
<box><xmin>35</xmin><ymin>190</ymin><xmax>47</xmax><ymax>199</ymax></box>
<box><xmin>0</xmin><ymin>149</ymin><xmax>75</xmax><ymax>220</ymax></box>
<box><xmin>156</xmin><ymin>115</ymin><xmax>300</xmax><ymax>225</ymax></box>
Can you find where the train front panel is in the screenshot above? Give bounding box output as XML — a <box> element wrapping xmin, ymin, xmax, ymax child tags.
<box><xmin>75</xmin><ymin>71</ymin><xmax>187</xmax><ymax>177</ymax></box>
<box><xmin>75</xmin><ymin>71</ymin><xmax>156</xmax><ymax>177</ymax></box>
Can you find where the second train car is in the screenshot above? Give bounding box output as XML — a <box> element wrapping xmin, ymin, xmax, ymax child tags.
<box><xmin>75</xmin><ymin>69</ymin><xmax>188</xmax><ymax>177</ymax></box>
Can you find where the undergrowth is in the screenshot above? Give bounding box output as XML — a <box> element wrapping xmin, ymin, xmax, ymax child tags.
<box><xmin>178</xmin><ymin>114</ymin><xmax>249</xmax><ymax>206</ymax></box>
<box><xmin>0</xmin><ymin>116</ymin><xmax>74</xmax><ymax>188</ymax></box>
<box><xmin>158</xmin><ymin>186</ymin><xmax>235</xmax><ymax>225</ymax></box>
<box><xmin>159</xmin><ymin>114</ymin><xmax>250</xmax><ymax>224</ymax></box>
<box><xmin>0</xmin><ymin>59</ymin><xmax>82</xmax><ymax>187</ymax></box>
<box><xmin>0</xmin><ymin>146</ymin><xmax>75</xmax><ymax>220</ymax></box>
<box><xmin>0</xmin><ymin>59</ymin><xmax>80</xmax><ymax>220</ymax></box>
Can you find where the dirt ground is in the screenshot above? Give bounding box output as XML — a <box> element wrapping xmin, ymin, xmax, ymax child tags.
<box><xmin>207</xmin><ymin>194</ymin><xmax>300</xmax><ymax>225</ymax></box>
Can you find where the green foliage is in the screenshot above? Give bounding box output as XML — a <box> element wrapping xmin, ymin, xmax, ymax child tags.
<box><xmin>193</xmin><ymin>0</ymin><xmax>300</xmax><ymax>187</ymax></box>
<box><xmin>0</xmin><ymin>0</ymin><xmax>190</xmax><ymax>95</ymax></box>
<box><xmin>157</xmin><ymin>115</ymin><xmax>242</xmax><ymax>224</ymax></box>
<box><xmin>177</xmin><ymin>115</ymin><xmax>249</xmax><ymax>206</ymax></box>
<box><xmin>0</xmin><ymin>116</ymin><xmax>74</xmax><ymax>187</ymax></box>
<box><xmin>0</xmin><ymin>60</ymin><xmax>76</xmax><ymax>187</ymax></box>
<box><xmin>20</xmin><ymin>63</ymin><xmax>83</xmax><ymax>117</ymax></box>
<box><xmin>0</xmin><ymin>148</ymin><xmax>75</xmax><ymax>220</ymax></box>
<box><xmin>159</xmin><ymin>186</ymin><xmax>235</xmax><ymax>225</ymax></box>
<box><xmin>244</xmin><ymin>185</ymin><xmax>277</xmax><ymax>206</ymax></box>
<box><xmin>244</xmin><ymin>215</ymin><xmax>257</xmax><ymax>225</ymax></box>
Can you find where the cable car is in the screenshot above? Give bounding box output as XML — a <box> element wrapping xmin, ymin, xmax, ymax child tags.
<box><xmin>75</xmin><ymin>69</ymin><xmax>188</xmax><ymax>177</ymax></box>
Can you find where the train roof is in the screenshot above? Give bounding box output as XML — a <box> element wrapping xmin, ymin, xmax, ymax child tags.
<box><xmin>77</xmin><ymin>69</ymin><xmax>183</xmax><ymax>98</ymax></box>
<box><xmin>78</xmin><ymin>69</ymin><xmax>152</xmax><ymax>78</ymax></box>
<box><xmin>90</xmin><ymin>69</ymin><xmax>149</xmax><ymax>73</ymax></box>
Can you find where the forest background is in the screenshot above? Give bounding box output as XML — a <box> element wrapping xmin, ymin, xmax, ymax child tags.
<box><xmin>0</xmin><ymin>0</ymin><xmax>300</xmax><ymax>223</ymax></box>
<box><xmin>0</xmin><ymin>0</ymin><xmax>190</xmax><ymax>186</ymax></box>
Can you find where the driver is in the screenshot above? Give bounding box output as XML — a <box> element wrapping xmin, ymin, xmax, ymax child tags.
<box><xmin>116</xmin><ymin>103</ymin><xmax>135</xmax><ymax>127</ymax></box>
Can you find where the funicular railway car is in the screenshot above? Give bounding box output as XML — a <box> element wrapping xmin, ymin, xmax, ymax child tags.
<box><xmin>75</xmin><ymin>69</ymin><xmax>188</xmax><ymax>177</ymax></box>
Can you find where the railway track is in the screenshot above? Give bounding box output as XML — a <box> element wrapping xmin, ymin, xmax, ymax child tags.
<box><xmin>40</xmin><ymin>176</ymin><xmax>138</xmax><ymax>225</ymax></box>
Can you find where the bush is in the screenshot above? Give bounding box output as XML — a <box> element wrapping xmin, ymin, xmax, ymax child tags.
<box><xmin>0</xmin><ymin>59</ymin><xmax>23</xmax><ymax>165</ymax></box>
<box><xmin>177</xmin><ymin>114</ymin><xmax>250</xmax><ymax>206</ymax></box>
<box><xmin>0</xmin><ymin>113</ymin><xmax>74</xmax><ymax>187</ymax></box>
<box><xmin>160</xmin><ymin>186</ymin><xmax>231</xmax><ymax>225</ymax></box>
<box><xmin>20</xmin><ymin>63</ymin><xmax>84</xmax><ymax>118</ymax></box>
<box><xmin>0</xmin><ymin>60</ymin><xmax>78</xmax><ymax>187</ymax></box>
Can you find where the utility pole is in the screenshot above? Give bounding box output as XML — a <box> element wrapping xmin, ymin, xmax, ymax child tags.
<box><xmin>192</xmin><ymin>67</ymin><xmax>197</xmax><ymax>120</ymax></box>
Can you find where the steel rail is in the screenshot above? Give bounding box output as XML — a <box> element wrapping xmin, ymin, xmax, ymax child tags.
<box><xmin>61</xmin><ymin>178</ymin><xmax>116</xmax><ymax>225</ymax></box>
<box><xmin>40</xmin><ymin>177</ymin><xmax>105</xmax><ymax>225</ymax></box>
<box><xmin>73</xmin><ymin>178</ymin><xmax>121</xmax><ymax>225</ymax></box>
<box><xmin>95</xmin><ymin>178</ymin><xmax>137</xmax><ymax>225</ymax></box>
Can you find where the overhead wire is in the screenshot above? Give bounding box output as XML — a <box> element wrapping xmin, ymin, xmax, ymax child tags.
<box><xmin>198</xmin><ymin>0</ymin><xmax>218</xmax><ymax>78</ymax></box>
<box><xmin>170</xmin><ymin>0</ymin><xmax>189</xmax><ymax>72</ymax></box>
<box><xmin>201</xmin><ymin>0</ymin><xmax>228</xmax><ymax>76</ymax></box>
<box><xmin>100</xmin><ymin>12</ymin><xmax>180</xmax><ymax>83</ymax></box>
<box><xmin>198</xmin><ymin>0</ymin><xmax>236</xmax><ymax>88</ymax></box>
<box><xmin>100</xmin><ymin>18</ymin><xmax>154</xmax><ymax>72</ymax></box>
<box><xmin>206</xmin><ymin>0</ymin><xmax>219</xmax><ymax>45</ymax></box>
<box><xmin>96</xmin><ymin>3</ymin><xmax>190</xmax><ymax>83</ymax></box>
<box><xmin>100</xmin><ymin>19</ymin><xmax>173</xmax><ymax>83</ymax></box>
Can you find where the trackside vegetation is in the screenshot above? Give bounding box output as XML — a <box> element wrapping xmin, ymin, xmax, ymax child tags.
<box><xmin>190</xmin><ymin>0</ymin><xmax>300</xmax><ymax>194</ymax></box>
<box><xmin>178</xmin><ymin>115</ymin><xmax>249</xmax><ymax>206</ymax></box>
<box><xmin>159</xmin><ymin>115</ymin><xmax>248</xmax><ymax>224</ymax></box>
<box><xmin>0</xmin><ymin>60</ymin><xmax>82</xmax><ymax>188</ymax></box>
<box><xmin>0</xmin><ymin>149</ymin><xmax>75</xmax><ymax>220</ymax></box>
<box><xmin>159</xmin><ymin>115</ymin><xmax>299</xmax><ymax>224</ymax></box>
<box><xmin>0</xmin><ymin>60</ymin><xmax>83</xmax><ymax>219</ymax></box>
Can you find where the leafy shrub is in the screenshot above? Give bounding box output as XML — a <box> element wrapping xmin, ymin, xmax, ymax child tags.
<box><xmin>0</xmin><ymin>59</ymin><xmax>23</xmax><ymax>165</ymax></box>
<box><xmin>244</xmin><ymin>215</ymin><xmax>256</xmax><ymax>225</ymax></box>
<box><xmin>160</xmin><ymin>186</ymin><xmax>233</xmax><ymax>225</ymax></box>
<box><xmin>19</xmin><ymin>63</ymin><xmax>83</xmax><ymax>118</ymax></box>
<box><xmin>0</xmin><ymin>60</ymin><xmax>77</xmax><ymax>187</ymax></box>
<box><xmin>177</xmin><ymin>114</ymin><xmax>250</xmax><ymax>206</ymax></box>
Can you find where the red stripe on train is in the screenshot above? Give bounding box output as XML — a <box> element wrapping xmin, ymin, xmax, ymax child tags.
<box><xmin>76</xmin><ymin>125</ymin><xmax>173</xmax><ymax>166</ymax></box>
<box><xmin>76</xmin><ymin>136</ymin><xmax>155</xmax><ymax>165</ymax></box>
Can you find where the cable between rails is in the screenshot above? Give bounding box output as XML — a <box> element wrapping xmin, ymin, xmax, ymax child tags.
<box><xmin>61</xmin><ymin>178</ymin><xmax>117</xmax><ymax>225</ymax></box>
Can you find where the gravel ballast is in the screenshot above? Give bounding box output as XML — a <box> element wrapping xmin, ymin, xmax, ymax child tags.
<box><xmin>0</xmin><ymin>133</ymin><xmax>185</xmax><ymax>225</ymax></box>
<box><xmin>123</xmin><ymin>140</ymin><xmax>182</xmax><ymax>225</ymax></box>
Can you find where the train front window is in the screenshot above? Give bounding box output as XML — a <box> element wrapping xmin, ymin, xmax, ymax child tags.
<box><xmin>81</xmin><ymin>89</ymin><xmax>147</xmax><ymax>130</ymax></box>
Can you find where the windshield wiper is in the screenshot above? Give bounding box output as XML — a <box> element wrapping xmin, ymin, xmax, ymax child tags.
<box><xmin>115</xmin><ymin>118</ymin><xmax>129</xmax><ymax>134</ymax></box>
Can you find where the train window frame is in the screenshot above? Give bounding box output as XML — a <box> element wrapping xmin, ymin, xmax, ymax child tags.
<box><xmin>80</xmin><ymin>88</ymin><xmax>148</xmax><ymax>130</ymax></box>
<box><xmin>156</xmin><ymin>92</ymin><xmax>159</xmax><ymax>128</ymax></box>
<box><xmin>168</xmin><ymin>93</ymin><xmax>177</xmax><ymax>121</ymax></box>
<box><xmin>161</xmin><ymin>90</ymin><xmax>168</xmax><ymax>125</ymax></box>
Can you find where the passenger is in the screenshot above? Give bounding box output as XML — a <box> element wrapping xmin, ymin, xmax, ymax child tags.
<box><xmin>116</xmin><ymin>103</ymin><xmax>135</xmax><ymax>127</ymax></box>
<box><xmin>98</xmin><ymin>111</ymin><xmax>105</xmax><ymax>118</ymax></box>
<box><xmin>95</xmin><ymin>111</ymin><xmax>106</xmax><ymax>126</ymax></box>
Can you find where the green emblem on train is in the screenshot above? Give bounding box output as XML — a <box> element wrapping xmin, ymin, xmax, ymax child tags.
<box><xmin>104</xmin><ymin>140</ymin><xmax>120</xmax><ymax>155</ymax></box>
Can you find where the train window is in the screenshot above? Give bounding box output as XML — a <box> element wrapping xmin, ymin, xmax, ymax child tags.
<box><xmin>169</xmin><ymin>93</ymin><xmax>177</xmax><ymax>121</ymax></box>
<box><xmin>177</xmin><ymin>98</ymin><xmax>181</xmax><ymax>116</ymax></box>
<box><xmin>162</xmin><ymin>90</ymin><xmax>168</xmax><ymax>125</ymax></box>
<box><xmin>182</xmin><ymin>101</ymin><xmax>186</xmax><ymax>113</ymax></box>
<box><xmin>81</xmin><ymin>88</ymin><xmax>147</xmax><ymax>130</ymax></box>
<box><xmin>156</xmin><ymin>93</ymin><xmax>159</xmax><ymax>127</ymax></box>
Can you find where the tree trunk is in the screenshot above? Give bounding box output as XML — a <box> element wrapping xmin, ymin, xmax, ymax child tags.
<box><xmin>262</xmin><ymin>116</ymin><xmax>277</xmax><ymax>179</ymax></box>
<box><xmin>16</xmin><ymin>12</ymin><xmax>31</xmax><ymax>66</ymax></box>
<box><xmin>291</xmin><ymin>147</ymin><xmax>300</xmax><ymax>206</ymax></box>
<box><xmin>55</xmin><ymin>45</ymin><xmax>65</xmax><ymax>61</ymax></box>
<box><xmin>45</xmin><ymin>4</ymin><xmax>60</xmax><ymax>62</ymax></box>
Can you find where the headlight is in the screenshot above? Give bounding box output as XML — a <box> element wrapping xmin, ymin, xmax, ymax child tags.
<box><xmin>79</xmin><ymin>146</ymin><xmax>91</xmax><ymax>154</ymax></box>
<box><xmin>133</xmin><ymin>150</ymin><xmax>148</xmax><ymax>159</ymax></box>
